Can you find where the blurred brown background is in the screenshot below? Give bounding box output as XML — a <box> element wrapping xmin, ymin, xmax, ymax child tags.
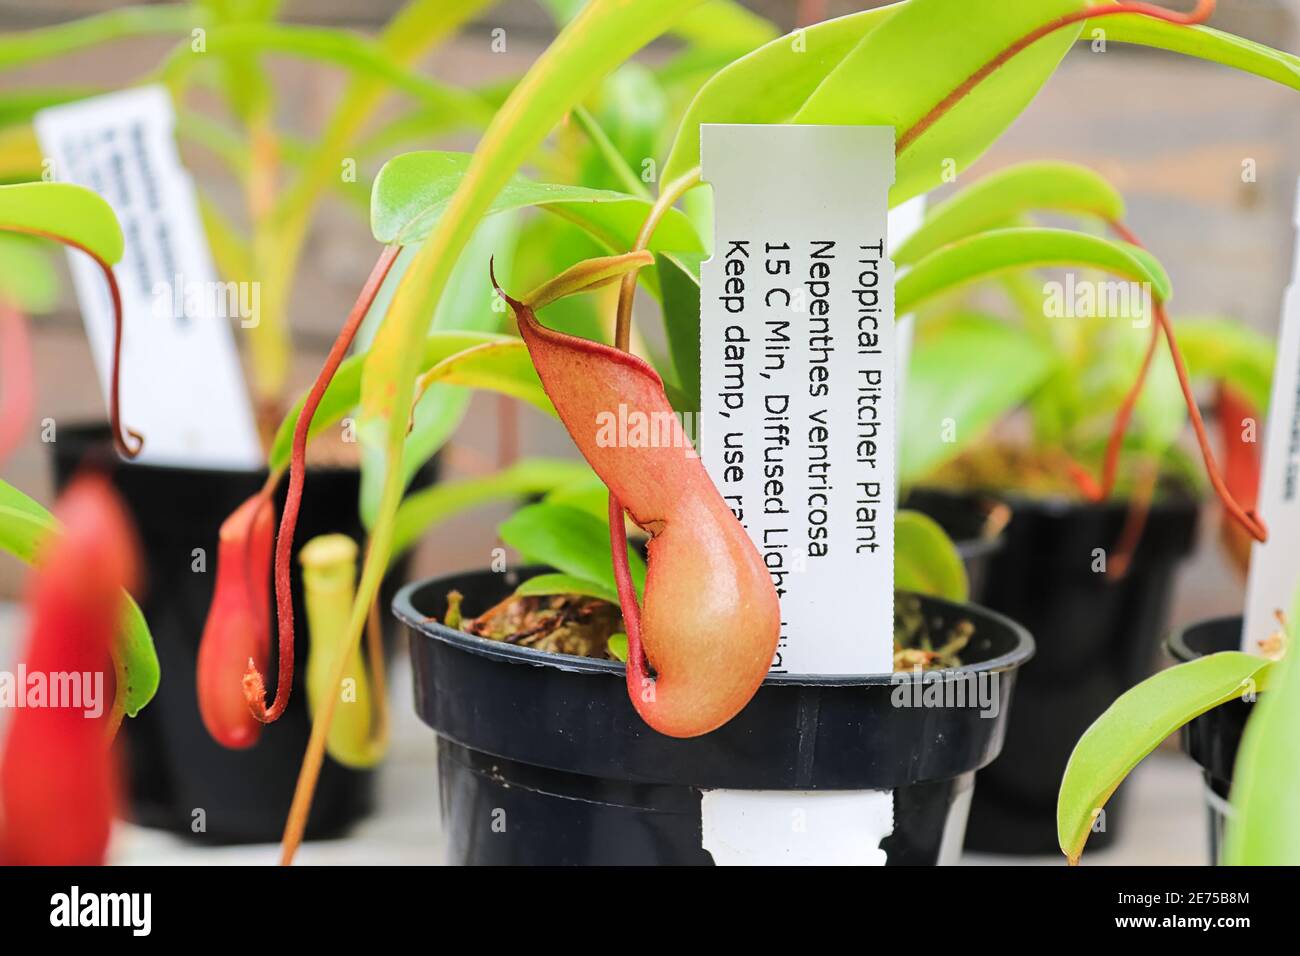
<box><xmin>2</xmin><ymin>0</ymin><xmax>1299</xmax><ymax>634</ymax></box>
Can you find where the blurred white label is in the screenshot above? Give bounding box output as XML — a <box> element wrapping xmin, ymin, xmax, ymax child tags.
<box><xmin>35</xmin><ymin>86</ymin><xmax>261</xmax><ymax>469</ymax></box>
<box><xmin>699</xmin><ymin>124</ymin><xmax>896</xmax><ymax>675</ymax></box>
<box><xmin>1242</xmin><ymin>186</ymin><xmax>1300</xmax><ymax>651</ymax></box>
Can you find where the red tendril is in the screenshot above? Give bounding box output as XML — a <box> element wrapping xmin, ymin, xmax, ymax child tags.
<box><xmin>243</xmin><ymin>244</ymin><xmax>401</xmax><ymax>724</ymax></box>
<box><xmin>897</xmin><ymin>1</ymin><xmax>1218</xmax><ymax>156</ymax></box>
<box><xmin>1</xmin><ymin>227</ymin><xmax>141</xmax><ymax>458</ymax></box>
<box><xmin>608</xmin><ymin>494</ymin><xmax>649</xmax><ymax>697</ymax></box>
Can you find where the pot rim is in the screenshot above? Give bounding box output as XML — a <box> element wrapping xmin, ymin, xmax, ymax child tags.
<box><xmin>910</xmin><ymin>483</ymin><xmax>1201</xmax><ymax>519</ymax></box>
<box><xmin>53</xmin><ymin>421</ymin><xmax>360</xmax><ymax>479</ymax></box>
<box><xmin>393</xmin><ymin>566</ymin><xmax>1035</xmax><ymax>685</ymax></box>
<box><xmin>1167</xmin><ymin>613</ymin><xmax>1245</xmax><ymax>663</ymax></box>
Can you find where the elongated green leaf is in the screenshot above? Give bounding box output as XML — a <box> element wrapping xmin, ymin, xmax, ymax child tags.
<box><xmin>1224</xmin><ymin>581</ymin><xmax>1300</xmax><ymax>865</ymax></box>
<box><xmin>542</xmin><ymin>0</ymin><xmax>775</xmax><ymax>50</ymax></box>
<box><xmin>903</xmin><ymin>313</ymin><xmax>1056</xmax><ymax>483</ymax></box>
<box><xmin>159</xmin><ymin>22</ymin><xmax>489</xmax><ymax>125</ymax></box>
<box><xmin>0</xmin><ymin>479</ymin><xmax>159</xmax><ymax>719</ymax></box>
<box><xmin>499</xmin><ymin>502</ymin><xmax>647</xmax><ymax>599</ymax></box>
<box><xmin>0</xmin><ymin>182</ymin><xmax>124</xmax><ymax>264</ymax></box>
<box><xmin>516</xmin><ymin>571</ymin><xmax>619</xmax><ymax>605</ymax></box>
<box><xmin>793</xmin><ymin>0</ymin><xmax>1090</xmax><ymax>205</ymax></box>
<box><xmin>896</xmin><ymin>227</ymin><xmax>1172</xmax><ymax>315</ymax></box>
<box><xmin>896</xmin><ymin>161</ymin><xmax>1125</xmax><ymax>264</ymax></box>
<box><xmin>663</xmin><ymin>6</ymin><xmax>899</xmax><ymax>184</ymax></box>
<box><xmin>389</xmin><ymin>458</ymin><xmax>591</xmax><ymax>563</ymax></box>
<box><xmin>0</xmin><ymin>86</ymin><xmax>99</xmax><ymax>128</ymax></box>
<box><xmin>1175</xmin><ymin>316</ymin><xmax>1276</xmax><ymax>414</ymax></box>
<box><xmin>657</xmin><ymin>251</ymin><xmax>703</xmax><ymax>411</ymax></box>
<box><xmin>543</xmin><ymin>474</ymin><xmax>611</xmax><ymax>522</ymax></box>
<box><xmin>371</xmin><ymin>150</ymin><xmax>702</xmax><ymax>253</ymax></box>
<box><xmin>895</xmin><ymin>509</ymin><xmax>968</xmax><ymax>602</ymax></box>
<box><xmin>416</xmin><ymin>340</ymin><xmax>554</xmax><ymax>414</ymax></box>
<box><xmin>1090</xmin><ymin>14</ymin><xmax>1300</xmax><ymax>92</ymax></box>
<box><xmin>526</xmin><ymin>250</ymin><xmax>654</xmax><ymax>310</ymax></box>
<box><xmin>1058</xmin><ymin>651</ymin><xmax>1274</xmax><ymax>864</ymax></box>
<box><xmin>0</xmin><ymin>5</ymin><xmax>198</xmax><ymax>71</ymax></box>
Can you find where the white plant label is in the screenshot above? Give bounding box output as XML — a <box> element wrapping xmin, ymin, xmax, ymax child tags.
<box><xmin>699</xmin><ymin>124</ymin><xmax>896</xmax><ymax>675</ymax></box>
<box><xmin>35</xmin><ymin>86</ymin><xmax>262</xmax><ymax>469</ymax></box>
<box><xmin>1242</xmin><ymin>188</ymin><xmax>1300</xmax><ymax>651</ymax></box>
<box><xmin>700</xmin><ymin>789</ymin><xmax>893</xmax><ymax>866</ymax></box>
<box><xmin>697</xmin><ymin>125</ymin><xmax>899</xmax><ymax>867</ymax></box>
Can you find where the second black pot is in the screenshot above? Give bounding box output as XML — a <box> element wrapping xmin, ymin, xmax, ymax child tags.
<box><xmin>396</xmin><ymin>567</ymin><xmax>1035</xmax><ymax>866</ymax></box>
<box><xmin>1167</xmin><ymin>615</ymin><xmax>1254</xmax><ymax>865</ymax></box>
<box><xmin>911</xmin><ymin>488</ymin><xmax>1199</xmax><ymax>855</ymax></box>
<box><xmin>52</xmin><ymin>424</ymin><xmax>426</xmax><ymax>844</ymax></box>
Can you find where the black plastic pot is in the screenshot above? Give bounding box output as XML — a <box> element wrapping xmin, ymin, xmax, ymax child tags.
<box><xmin>1167</xmin><ymin>615</ymin><xmax>1254</xmax><ymax>865</ymax></box>
<box><xmin>910</xmin><ymin>488</ymin><xmax>1199</xmax><ymax>855</ymax></box>
<box><xmin>51</xmin><ymin>424</ymin><xmax>426</xmax><ymax>844</ymax></box>
<box><xmin>902</xmin><ymin>490</ymin><xmax>1005</xmax><ymax>603</ymax></box>
<box><xmin>396</xmin><ymin>567</ymin><xmax>1035</xmax><ymax>865</ymax></box>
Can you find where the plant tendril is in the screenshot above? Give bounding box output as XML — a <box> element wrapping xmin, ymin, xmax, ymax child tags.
<box><xmin>1</xmin><ymin>226</ymin><xmax>142</xmax><ymax>457</ymax></box>
<box><xmin>244</xmin><ymin>244</ymin><xmax>401</xmax><ymax>724</ymax></box>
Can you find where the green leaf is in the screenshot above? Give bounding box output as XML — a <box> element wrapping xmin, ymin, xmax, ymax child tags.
<box><xmin>159</xmin><ymin>21</ymin><xmax>490</xmax><ymax>126</ymax></box>
<box><xmin>896</xmin><ymin>227</ymin><xmax>1172</xmax><ymax>316</ymax></box>
<box><xmin>0</xmin><ymin>86</ymin><xmax>100</xmax><ymax>128</ymax></box>
<box><xmin>1175</xmin><ymin>316</ymin><xmax>1276</xmax><ymax>414</ymax></box>
<box><xmin>895</xmin><ymin>161</ymin><xmax>1125</xmax><ymax>264</ymax></box>
<box><xmin>791</xmin><ymin>0</ymin><xmax>1091</xmax><ymax>205</ymax></box>
<box><xmin>413</xmin><ymin>340</ymin><xmax>554</xmax><ymax>413</ymax></box>
<box><xmin>894</xmin><ymin>509</ymin><xmax>968</xmax><ymax>602</ymax></box>
<box><xmin>515</xmin><ymin>571</ymin><xmax>618</xmax><ymax>605</ymax></box>
<box><xmin>526</xmin><ymin>250</ymin><xmax>654</xmax><ymax>309</ymax></box>
<box><xmin>389</xmin><ymin>458</ymin><xmax>591</xmax><ymax>564</ymax></box>
<box><xmin>0</xmin><ymin>234</ymin><xmax>58</xmax><ymax>312</ymax></box>
<box><xmin>0</xmin><ymin>5</ymin><xmax>198</xmax><ymax>71</ymax></box>
<box><xmin>663</xmin><ymin>7</ymin><xmax>898</xmax><ymax>185</ymax></box>
<box><xmin>903</xmin><ymin>313</ymin><xmax>1056</xmax><ymax>483</ymax></box>
<box><xmin>0</xmin><ymin>181</ymin><xmax>124</xmax><ymax>264</ymax></box>
<box><xmin>1091</xmin><ymin>15</ymin><xmax>1300</xmax><ymax>92</ymax></box>
<box><xmin>0</xmin><ymin>479</ymin><xmax>159</xmax><ymax>719</ymax></box>
<box><xmin>1058</xmin><ymin>651</ymin><xmax>1274</xmax><ymax>864</ymax></box>
<box><xmin>370</xmin><ymin>150</ymin><xmax>702</xmax><ymax>253</ymax></box>
<box><xmin>498</xmin><ymin>502</ymin><xmax>646</xmax><ymax>599</ymax></box>
<box><xmin>544</xmin><ymin>474</ymin><xmax>612</xmax><ymax>522</ymax></box>
<box><xmin>657</xmin><ymin>251</ymin><xmax>703</xmax><ymax>411</ymax></box>
<box><xmin>1224</xmin><ymin>578</ymin><xmax>1300</xmax><ymax>865</ymax></box>
<box><xmin>541</xmin><ymin>0</ymin><xmax>775</xmax><ymax>50</ymax></box>
<box><xmin>607</xmin><ymin>632</ymin><xmax>629</xmax><ymax>661</ymax></box>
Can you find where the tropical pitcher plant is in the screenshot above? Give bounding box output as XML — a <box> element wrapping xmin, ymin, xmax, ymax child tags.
<box><xmin>4</xmin><ymin>0</ymin><xmax>1299</xmax><ymax>867</ymax></box>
